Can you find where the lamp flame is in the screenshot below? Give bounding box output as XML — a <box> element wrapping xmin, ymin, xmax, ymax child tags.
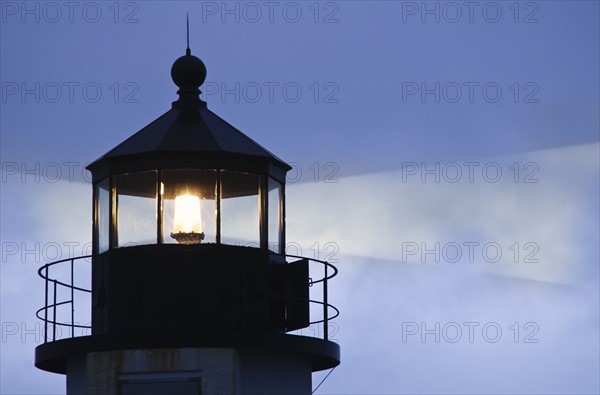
<box><xmin>171</xmin><ymin>194</ymin><xmax>204</xmax><ymax>244</ymax></box>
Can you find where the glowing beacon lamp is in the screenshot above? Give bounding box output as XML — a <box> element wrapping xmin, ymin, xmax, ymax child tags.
<box><xmin>34</xmin><ymin>35</ymin><xmax>340</xmax><ymax>395</ymax></box>
<box><xmin>171</xmin><ymin>194</ymin><xmax>204</xmax><ymax>244</ymax></box>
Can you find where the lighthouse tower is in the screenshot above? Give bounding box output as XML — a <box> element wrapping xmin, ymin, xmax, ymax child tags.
<box><xmin>35</xmin><ymin>43</ymin><xmax>340</xmax><ymax>395</ymax></box>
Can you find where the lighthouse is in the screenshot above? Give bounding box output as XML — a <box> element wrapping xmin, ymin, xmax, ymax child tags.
<box><xmin>34</xmin><ymin>39</ymin><xmax>340</xmax><ymax>395</ymax></box>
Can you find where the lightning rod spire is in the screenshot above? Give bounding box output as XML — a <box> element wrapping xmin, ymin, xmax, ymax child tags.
<box><xmin>186</xmin><ymin>13</ymin><xmax>190</xmax><ymax>55</ymax></box>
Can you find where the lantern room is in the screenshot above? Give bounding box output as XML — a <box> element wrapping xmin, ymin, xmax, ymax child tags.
<box><xmin>90</xmin><ymin>157</ymin><xmax>286</xmax><ymax>253</ymax></box>
<box><xmin>87</xmin><ymin>48</ymin><xmax>289</xmax><ymax>255</ymax></box>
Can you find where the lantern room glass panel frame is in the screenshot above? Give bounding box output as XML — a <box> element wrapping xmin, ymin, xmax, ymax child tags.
<box><xmin>92</xmin><ymin>169</ymin><xmax>286</xmax><ymax>255</ymax></box>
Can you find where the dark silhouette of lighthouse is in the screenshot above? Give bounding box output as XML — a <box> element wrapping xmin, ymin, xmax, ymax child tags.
<box><xmin>35</xmin><ymin>36</ymin><xmax>340</xmax><ymax>395</ymax></box>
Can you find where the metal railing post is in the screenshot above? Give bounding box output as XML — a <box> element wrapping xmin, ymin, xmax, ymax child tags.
<box><xmin>323</xmin><ymin>263</ymin><xmax>328</xmax><ymax>340</ymax></box>
<box><xmin>52</xmin><ymin>280</ymin><xmax>57</xmax><ymax>342</ymax></box>
<box><xmin>44</xmin><ymin>265</ymin><xmax>48</xmax><ymax>343</ymax></box>
<box><xmin>71</xmin><ymin>258</ymin><xmax>75</xmax><ymax>338</ymax></box>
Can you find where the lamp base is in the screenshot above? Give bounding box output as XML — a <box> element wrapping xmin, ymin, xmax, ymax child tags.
<box><xmin>170</xmin><ymin>231</ymin><xmax>205</xmax><ymax>244</ymax></box>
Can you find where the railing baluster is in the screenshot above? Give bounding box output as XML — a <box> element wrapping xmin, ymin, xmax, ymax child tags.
<box><xmin>71</xmin><ymin>258</ymin><xmax>75</xmax><ymax>338</ymax></box>
<box><xmin>323</xmin><ymin>263</ymin><xmax>328</xmax><ymax>340</ymax></box>
<box><xmin>44</xmin><ymin>265</ymin><xmax>48</xmax><ymax>343</ymax></box>
<box><xmin>52</xmin><ymin>280</ymin><xmax>57</xmax><ymax>342</ymax></box>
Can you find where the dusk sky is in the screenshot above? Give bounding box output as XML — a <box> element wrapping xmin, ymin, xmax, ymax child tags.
<box><xmin>1</xmin><ymin>1</ymin><xmax>599</xmax><ymax>394</ymax></box>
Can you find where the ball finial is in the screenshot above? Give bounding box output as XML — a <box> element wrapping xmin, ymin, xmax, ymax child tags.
<box><xmin>171</xmin><ymin>51</ymin><xmax>207</xmax><ymax>92</ymax></box>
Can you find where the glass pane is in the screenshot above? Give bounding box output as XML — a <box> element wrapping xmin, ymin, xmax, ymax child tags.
<box><xmin>268</xmin><ymin>178</ymin><xmax>282</xmax><ymax>254</ymax></box>
<box><xmin>162</xmin><ymin>170</ymin><xmax>217</xmax><ymax>244</ymax></box>
<box><xmin>96</xmin><ymin>178</ymin><xmax>110</xmax><ymax>253</ymax></box>
<box><xmin>116</xmin><ymin>171</ymin><xmax>157</xmax><ymax>247</ymax></box>
<box><xmin>221</xmin><ymin>171</ymin><xmax>259</xmax><ymax>247</ymax></box>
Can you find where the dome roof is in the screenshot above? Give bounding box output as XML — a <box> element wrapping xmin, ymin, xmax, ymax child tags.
<box><xmin>86</xmin><ymin>48</ymin><xmax>291</xmax><ymax>181</ymax></box>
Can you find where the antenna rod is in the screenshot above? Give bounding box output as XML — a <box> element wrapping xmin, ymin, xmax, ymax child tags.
<box><xmin>186</xmin><ymin>13</ymin><xmax>190</xmax><ymax>55</ymax></box>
